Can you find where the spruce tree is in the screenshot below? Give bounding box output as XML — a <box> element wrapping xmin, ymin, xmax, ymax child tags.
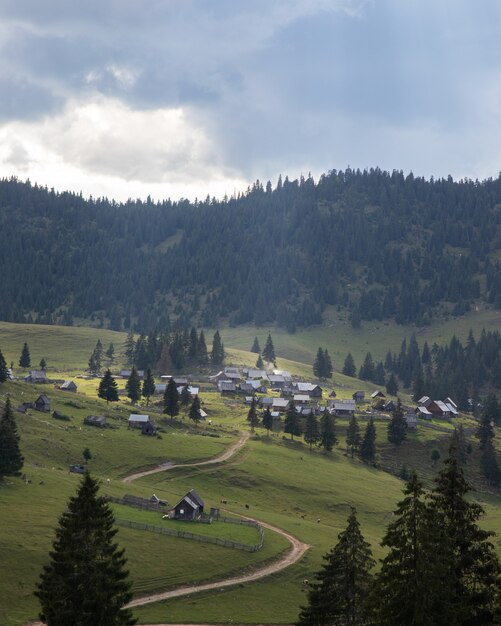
<box><xmin>0</xmin><ymin>348</ymin><xmax>8</xmax><ymax>383</ymax></box>
<box><xmin>0</xmin><ymin>397</ymin><xmax>24</xmax><ymax>479</ymax></box>
<box><xmin>163</xmin><ymin>378</ymin><xmax>180</xmax><ymax>418</ymax></box>
<box><xmin>256</xmin><ymin>353</ymin><xmax>264</xmax><ymax>369</ymax></box>
<box><xmin>211</xmin><ymin>331</ymin><xmax>225</xmax><ymax>366</ymax></box>
<box><xmin>346</xmin><ymin>414</ymin><xmax>360</xmax><ymax>458</ymax></box>
<box><xmin>304</xmin><ymin>413</ymin><xmax>320</xmax><ymax>450</ymax></box>
<box><xmin>39</xmin><ymin>357</ymin><xmax>47</xmax><ymax>371</ymax></box>
<box><xmin>262</xmin><ymin>407</ymin><xmax>273</xmax><ymax>435</ymax></box>
<box><xmin>188</xmin><ymin>326</ymin><xmax>198</xmax><ymax>360</ymax></box>
<box><xmin>106</xmin><ymin>343</ymin><xmax>115</xmax><ymax>361</ymax></box>
<box><xmin>297</xmin><ymin>508</ymin><xmax>374</xmax><ymax>626</ymax></box>
<box><xmin>124</xmin><ymin>332</ymin><xmax>135</xmax><ymax>366</ymax></box>
<box><xmin>246</xmin><ymin>397</ymin><xmax>259</xmax><ymax>432</ymax></box>
<box><xmin>313</xmin><ymin>347</ymin><xmax>325</xmax><ymax>378</ymax></box>
<box><xmin>320</xmin><ymin>410</ymin><xmax>336</xmax><ymax>452</ymax></box>
<box><xmin>387</xmin><ymin>399</ymin><xmax>407</xmax><ymax>446</ymax></box>
<box><xmin>360</xmin><ymin>418</ymin><xmax>376</xmax><ymax>464</ymax></box>
<box><xmin>251</xmin><ymin>337</ymin><xmax>261</xmax><ymax>353</ymax></box>
<box><xmin>189</xmin><ymin>395</ymin><xmax>202</xmax><ymax>427</ymax></box>
<box><xmin>180</xmin><ymin>385</ymin><xmax>191</xmax><ymax>407</ymax></box>
<box><xmin>358</xmin><ymin>352</ymin><xmax>375</xmax><ymax>382</ymax></box>
<box><xmin>373</xmin><ymin>473</ymin><xmax>454</xmax><ymax>625</ymax></box>
<box><xmin>19</xmin><ymin>342</ymin><xmax>31</xmax><ymax>368</ymax></box>
<box><xmin>323</xmin><ymin>349</ymin><xmax>333</xmax><ymax>379</ymax></box>
<box><xmin>125</xmin><ymin>367</ymin><xmax>141</xmax><ymax>404</ymax></box>
<box><xmin>197</xmin><ymin>331</ymin><xmax>209</xmax><ymax>366</ymax></box>
<box><xmin>386</xmin><ymin>373</ymin><xmax>398</xmax><ymax>396</ymax></box>
<box><xmin>429</xmin><ymin>446</ymin><xmax>501</xmax><ymax>624</ymax></box>
<box><xmin>476</xmin><ymin>407</ymin><xmax>495</xmax><ymax>450</ymax></box>
<box><xmin>480</xmin><ymin>439</ymin><xmax>500</xmax><ymax>487</ymax></box>
<box><xmin>97</xmin><ymin>370</ymin><xmax>119</xmax><ymax>406</ymax></box>
<box><xmin>262</xmin><ymin>333</ymin><xmax>276</xmax><ymax>365</ymax></box>
<box><xmin>141</xmin><ymin>368</ymin><xmax>155</xmax><ymax>406</ymax></box>
<box><xmin>284</xmin><ymin>401</ymin><xmax>301</xmax><ymax>440</ymax></box>
<box><xmin>342</xmin><ymin>352</ymin><xmax>356</xmax><ymax>377</ymax></box>
<box><xmin>35</xmin><ymin>473</ymin><xmax>136</xmax><ymax>626</ymax></box>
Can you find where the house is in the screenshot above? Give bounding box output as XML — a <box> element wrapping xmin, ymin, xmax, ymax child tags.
<box><xmin>154</xmin><ymin>383</ymin><xmax>167</xmax><ymax>394</ymax></box>
<box><xmin>17</xmin><ymin>402</ymin><xmax>33</xmax><ymax>413</ymax></box>
<box><xmin>224</xmin><ymin>367</ymin><xmax>241</xmax><ymax>376</ymax></box>
<box><xmin>246</xmin><ymin>379</ymin><xmax>267</xmax><ymax>393</ymax></box>
<box><xmin>25</xmin><ymin>370</ymin><xmax>47</xmax><ymax>383</ymax></box>
<box><xmin>427</xmin><ymin>400</ymin><xmax>452</xmax><ymax>418</ymax></box>
<box><xmin>244</xmin><ymin>396</ymin><xmax>255</xmax><ymax>405</ymax></box>
<box><xmin>371</xmin><ymin>390</ymin><xmax>386</xmax><ymax>399</ymax></box>
<box><xmin>160</xmin><ymin>375</ymin><xmax>189</xmax><ymax>386</ymax></box>
<box><xmin>60</xmin><ymin>380</ymin><xmax>77</xmax><ymax>392</ymax></box>
<box><xmin>383</xmin><ymin>400</ymin><xmax>395</xmax><ymax>412</ymax></box>
<box><xmin>273</xmin><ymin>369</ymin><xmax>292</xmax><ymax>382</ymax></box>
<box><xmin>169</xmin><ymin>489</ymin><xmax>205</xmax><ymax>520</ymax></box>
<box><xmin>244</xmin><ymin>368</ymin><xmax>267</xmax><ymax>380</ymax></box>
<box><xmin>405</xmin><ymin>413</ymin><xmax>418</xmax><ymax>429</ymax></box>
<box><xmin>222</xmin><ymin>370</ymin><xmax>241</xmax><ymax>382</ymax></box>
<box><xmin>330</xmin><ymin>400</ymin><xmax>356</xmax><ymax>416</ymax></box>
<box><xmin>128</xmin><ymin>414</ymin><xmax>151</xmax><ymax>429</ymax></box>
<box><xmin>417</xmin><ymin>396</ymin><xmax>432</xmax><ymax>407</ymax></box>
<box><xmin>239</xmin><ymin>383</ymin><xmax>257</xmax><ymax>394</ymax></box>
<box><xmin>84</xmin><ymin>415</ymin><xmax>107</xmax><ymax>428</ymax></box>
<box><xmin>34</xmin><ymin>395</ymin><xmax>50</xmax><ymax>412</ymax></box>
<box><xmin>180</xmin><ymin>386</ymin><xmax>199</xmax><ymax>397</ymax></box>
<box><xmin>218</xmin><ymin>381</ymin><xmax>237</xmax><ymax>393</ymax></box>
<box><xmin>445</xmin><ymin>397</ymin><xmax>457</xmax><ymax>409</ymax></box>
<box><xmin>120</xmin><ymin>370</ymin><xmax>145</xmax><ymax>379</ymax></box>
<box><xmin>415</xmin><ymin>406</ymin><xmax>432</xmax><ymax>419</ymax></box>
<box><xmin>352</xmin><ymin>391</ymin><xmax>365</xmax><ymax>402</ymax></box>
<box><xmin>259</xmin><ymin>397</ymin><xmax>274</xmax><ymax>408</ymax></box>
<box><xmin>444</xmin><ymin>402</ymin><xmax>459</xmax><ymax>417</ymax></box>
<box><xmin>293</xmin><ymin>394</ymin><xmax>310</xmax><ymax>406</ymax></box>
<box><xmin>268</xmin><ymin>375</ymin><xmax>286</xmax><ymax>389</ymax></box>
<box><xmin>6</xmin><ymin>368</ymin><xmax>13</xmax><ymax>380</ymax></box>
<box><xmin>295</xmin><ymin>382</ymin><xmax>323</xmax><ymax>398</ymax></box>
<box><xmin>272</xmin><ymin>398</ymin><xmax>289</xmax><ymax>412</ymax></box>
<box><xmin>141</xmin><ymin>421</ymin><xmax>157</xmax><ymax>436</ymax></box>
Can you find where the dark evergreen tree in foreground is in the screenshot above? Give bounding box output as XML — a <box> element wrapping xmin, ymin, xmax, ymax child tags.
<box><xmin>262</xmin><ymin>333</ymin><xmax>276</xmax><ymax>365</ymax></box>
<box><xmin>97</xmin><ymin>370</ymin><xmax>119</xmax><ymax>406</ymax></box>
<box><xmin>0</xmin><ymin>397</ymin><xmax>24</xmax><ymax>480</ymax></box>
<box><xmin>0</xmin><ymin>348</ymin><xmax>8</xmax><ymax>383</ymax></box>
<box><xmin>189</xmin><ymin>395</ymin><xmax>202</xmax><ymax>427</ymax></box>
<box><xmin>163</xmin><ymin>378</ymin><xmax>179</xmax><ymax>418</ymax></box>
<box><xmin>320</xmin><ymin>410</ymin><xmax>336</xmax><ymax>452</ymax></box>
<box><xmin>246</xmin><ymin>397</ymin><xmax>259</xmax><ymax>432</ymax></box>
<box><xmin>19</xmin><ymin>342</ymin><xmax>31</xmax><ymax>368</ymax></box>
<box><xmin>125</xmin><ymin>367</ymin><xmax>141</xmax><ymax>404</ymax></box>
<box><xmin>342</xmin><ymin>352</ymin><xmax>356</xmax><ymax>377</ymax></box>
<box><xmin>297</xmin><ymin>508</ymin><xmax>374</xmax><ymax>626</ymax></box>
<box><xmin>262</xmin><ymin>407</ymin><xmax>273</xmax><ymax>435</ymax></box>
<box><xmin>35</xmin><ymin>473</ymin><xmax>136</xmax><ymax>626</ymax></box>
<box><xmin>141</xmin><ymin>368</ymin><xmax>155</xmax><ymax>406</ymax></box>
<box><xmin>284</xmin><ymin>401</ymin><xmax>301</xmax><ymax>440</ymax></box>
<box><xmin>387</xmin><ymin>399</ymin><xmax>407</xmax><ymax>446</ymax></box>
<box><xmin>346</xmin><ymin>414</ymin><xmax>361</xmax><ymax>458</ymax></box>
<box><xmin>360</xmin><ymin>418</ymin><xmax>376</xmax><ymax>464</ymax></box>
<box><xmin>304</xmin><ymin>413</ymin><xmax>320</xmax><ymax>450</ymax></box>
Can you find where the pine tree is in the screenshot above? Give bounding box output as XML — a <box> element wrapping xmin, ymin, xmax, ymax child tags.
<box><xmin>476</xmin><ymin>406</ymin><xmax>495</xmax><ymax>450</ymax></box>
<box><xmin>180</xmin><ymin>385</ymin><xmax>191</xmax><ymax>407</ymax></box>
<box><xmin>124</xmin><ymin>332</ymin><xmax>135</xmax><ymax>366</ymax></box>
<box><xmin>429</xmin><ymin>446</ymin><xmax>501</xmax><ymax>624</ymax></box>
<box><xmin>39</xmin><ymin>357</ymin><xmax>47</xmax><ymax>371</ymax></box>
<box><xmin>251</xmin><ymin>337</ymin><xmax>261</xmax><ymax>353</ymax></box>
<box><xmin>141</xmin><ymin>368</ymin><xmax>155</xmax><ymax>406</ymax></box>
<box><xmin>211</xmin><ymin>331</ymin><xmax>225</xmax><ymax>365</ymax></box>
<box><xmin>313</xmin><ymin>347</ymin><xmax>324</xmax><ymax>378</ymax></box>
<box><xmin>386</xmin><ymin>373</ymin><xmax>399</xmax><ymax>396</ymax></box>
<box><xmin>480</xmin><ymin>439</ymin><xmax>500</xmax><ymax>487</ymax></box>
<box><xmin>246</xmin><ymin>397</ymin><xmax>259</xmax><ymax>432</ymax></box>
<box><xmin>125</xmin><ymin>367</ymin><xmax>141</xmax><ymax>404</ymax></box>
<box><xmin>373</xmin><ymin>473</ymin><xmax>454</xmax><ymax>625</ymax></box>
<box><xmin>188</xmin><ymin>326</ymin><xmax>198</xmax><ymax>360</ymax></box>
<box><xmin>320</xmin><ymin>410</ymin><xmax>337</xmax><ymax>452</ymax></box>
<box><xmin>35</xmin><ymin>473</ymin><xmax>136</xmax><ymax>626</ymax></box>
<box><xmin>189</xmin><ymin>395</ymin><xmax>202</xmax><ymax>427</ymax></box>
<box><xmin>256</xmin><ymin>353</ymin><xmax>264</xmax><ymax>369</ymax></box>
<box><xmin>0</xmin><ymin>397</ymin><xmax>24</xmax><ymax>479</ymax></box>
<box><xmin>297</xmin><ymin>508</ymin><xmax>374</xmax><ymax>626</ymax></box>
<box><xmin>450</xmin><ymin>424</ymin><xmax>468</xmax><ymax>466</ymax></box>
<box><xmin>304</xmin><ymin>413</ymin><xmax>320</xmax><ymax>450</ymax></box>
<box><xmin>163</xmin><ymin>378</ymin><xmax>179</xmax><ymax>418</ymax></box>
<box><xmin>358</xmin><ymin>352</ymin><xmax>375</xmax><ymax>382</ymax></box>
<box><xmin>106</xmin><ymin>343</ymin><xmax>115</xmax><ymax>361</ymax></box>
<box><xmin>342</xmin><ymin>352</ymin><xmax>356</xmax><ymax>377</ymax></box>
<box><xmin>323</xmin><ymin>349</ymin><xmax>333</xmax><ymax>379</ymax></box>
<box><xmin>97</xmin><ymin>370</ymin><xmax>119</xmax><ymax>406</ymax></box>
<box><xmin>346</xmin><ymin>414</ymin><xmax>360</xmax><ymax>458</ymax></box>
<box><xmin>197</xmin><ymin>331</ymin><xmax>209</xmax><ymax>366</ymax></box>
<box><xmin>360</xmin><ymin>418</ymin><xmax>376</xmax><ymax>464</ymax></box>
<box><xmin>483</xmin><ymin>393</ymin><xmax>501</xmax><ymax>427</ymax></box>
<box><xmin>0</xmin><ymin>348</ymin><xmax>8</xmax><ymax>383</ymax></box>
<box><xmin>262</xmin><ymin>407</ymin><xmax>273</xmax><ymax>435</ymax></box>
<box><xmin>19</xmin><ymin>342</ymin><xmax>31</xmax><ymax>368</ymax></box>
<box><xmin>262</xmin><ymin>333</ymin><xmax>276</xmax><ymax>365</ymax></box>
<box><xmin>387</xmin><ymin>399</ymin><xmax>407</xmax><ymax>446</ymax></box>
<box><xmin>284</xmin><ymin>401</ymin><xmax>301</xmax><ymax>440</ymax></box>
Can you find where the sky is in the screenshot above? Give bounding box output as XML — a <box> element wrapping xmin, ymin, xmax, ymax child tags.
<box><xmin>1</xmin><ymin>0</ymin><xmax>501</xmax><ymax>202</ymax></box>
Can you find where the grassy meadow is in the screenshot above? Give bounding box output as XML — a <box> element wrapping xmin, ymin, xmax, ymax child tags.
<box><xmin>0</xmin><ymin>316</ymin><xmax>500</xmax><ymax>625</ymax></box>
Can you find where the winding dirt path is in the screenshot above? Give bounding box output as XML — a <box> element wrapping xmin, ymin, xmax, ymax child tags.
<box><xmin>123</xmin><ymin>430</ymin><xmax>250</xmax><ymax>483</ymax></box>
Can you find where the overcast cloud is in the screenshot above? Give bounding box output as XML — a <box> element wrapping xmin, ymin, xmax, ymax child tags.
<box><xmin>0</xmin><ymin>0</ymin><xmax>500</xmax><ymax>201</ymax></box>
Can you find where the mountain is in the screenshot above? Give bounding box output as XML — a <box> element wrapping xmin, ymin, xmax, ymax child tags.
<box><xmin>1</xmin><ymin>168</ymin><xmax>501</xmax><ymax>332</ymax></box>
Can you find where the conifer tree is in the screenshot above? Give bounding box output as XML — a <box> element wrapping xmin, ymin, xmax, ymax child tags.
<box><xmin>284</xmin><ymin>401</ymin><xmax>301</xmax><ymax>440</ymax></box>
<box><xmin>320</xmin><ymin>410</ymin><xmax>336</xmax><ymax>452</ymax></box>
<box><xmin>297</xmin><ymin>508</ymin><xmax>374</xmax><ymax>626</ymax></box>
<box><xmin>262</xmin><ymin>407</ymin><xmax>273</xmax><ymax>435</ymax></box>
<box><xmin>39</xmin><ymin>357</ymin><xmax>47</xmax><ymax>371</ymax></box>
<box><xmin>0</xmin><ymin>397</ymin><xmax>24</xmax><ymax>479</ymax></box>
<box><xmin>256</xmin><ymin>353</ymin><xmax>264</xmax><ymax>369</ymax></box>
<box><xmin>106</xmin><ymin>343</ymin><xmax>115</xmax><ymax>361</ymax></box>
<box><xmin>342</xmin><ymin>352</ymin><xmax>356</xmax><ymax>377</ymax></box>
<box><xmin>19</xmin><ymin>342</ymin><xmax>31</xmax><ymax>368</ymax></box>
<box><xmin>36</xmin><ymin>473</ymin><xmax>136</xmax><ymax>626</ymax></box>
<box><xmin>251</xmin><ymin>337</ymin><xmax>261</xmax><ymax>353</ymax></box>
<box><xmin>304</xmin><ymin>413</ymin><xmax>320</xmax><ymax>450</ymax></box>
<box><xmin>141</xmin><ymin>368</ymin><xmax>155</xmax><ymax>406</ymax></box>
<box><xmin>386</xmin><ymin>373</ymin><xmax>399</xmax><ymax>396</ymax></box>
<box><xmin>163</xmin><ymin>377</ymin><xmax>179</xmax><ymax>418</ymax></box>
<box><xmin>124</xmin><ymin>332</ymin><xmax>135</xmax><ymax>366</ymax></box>
<box><xmin>188</xmin><ymin>326</ymin><xmax>198</xmax><ymax>360</ymax></box>
<box><xmin>98</xmin><ymin>370</ymin><xmax>119</xmax><ymax>406</ymax></box>
<box><xmin>358</xmin><ymin>352</ymin><xmax>375</xmax><ymax>382</ymax></box>
<box><xmin>262</xmin><ymin>333</ymin><xmax>276</xmax><ymax>365</ymax></box>
<box><xmin>373</xmin><ymin>473</ymin><xmax>454</xmax><ymax>625</ymax></box>
<box><xmin>450</xmin><ymin>424</ymin><xmax>468</xmax><ymax>466</ymax></box>
<box><xmin>197</xmin><ymin>330</ymin><xmax>208</xmax><ymax>366</ymax></box>
<box><xmin>323</xmin><ymin>349</ymin><xmax>333</xmax><ymax>379</ymax></box>
<box><xmin>346</xmin><ymin>414</ymin><xmax>360</xmax><ymax>458</ymax></box>
<box><xmin>313</xmin><ymin>347</ymin><xmax>325</xmax><ymax>379</ymax></box>
<box><xmin>125</xmin><ymin>366</ymin><xmax>141</xmax><ymax>404</ymax></box>
<box><xmin>0</xmin><ymin>348</ymin><xmax>8</xmax><ymax>383</ymax></box>
<box><xmin>387</xmin><ymin>399</ymin><xmax>407</xmax><ymax>446</ymax></box>
<box><xmin>360</xmin><ymin>418</ymin><xmax>376</xmax><ymax>464</ymax></box>
<box><xmin>429</xmin><ymin>446</ymin><xmax>501</xmax><ymax>624</ymax></box>
<box><xmin>211</xmin><ymin>331</ymin><xmax>225</xmax><ymax>365</ymax></box>
<box><xmin>480</xmin><ymin>439</ymin><xmax>501</xmax><ymax>487</ymax></box>
<box><xmin>476</xmin><ymin>407</ymin><xmax>495</xmax><ymax>450</ymax></box>
<box><xmin>189</xmin><ymin>395</ymin><xmax>202</xmax><ymax>427</ymax></box>
<box><xmin>246</xmin><ymin>397</ymin><xmax>259</xmax><ymax>432</ymax></box>
<box><xmin>180</xmin><ymin>385</ymin><xmax>191</xmax><ymax>407</ymax></box>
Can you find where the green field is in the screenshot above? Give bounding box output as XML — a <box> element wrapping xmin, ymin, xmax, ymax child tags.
<box><xmin>0</xmin><ymin>318</ymin><xmax>500</xmax><ymax>625</ymax></box>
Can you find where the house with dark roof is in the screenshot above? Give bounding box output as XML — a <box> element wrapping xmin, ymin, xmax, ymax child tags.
<box><xmin>218</xmin><ymin>381</ymin><xmax>237</xmax><ymax>393</ymax></box>
<box><xmin>371</xmin><ymin>390</ymin><xmax>386</xmax><ymax>399</ymax></box>
<box><xmin>60</xmin><ymin>380</ymin><xmax>77</xmax><ymax>392</ymax></box>
<box><xmin>25</xmin><ymin>370</ymin><xmax>47</xmax><ymax>384</ymax></box>
<box><xmin>352</xmin><ymin>391</ymin><xmax>365</xmax><ymax>402</ymax></box>
<box><xmin>169</xmin><ymin>489</ymin><xmax>205</xmax><ymax>520</ymax></box>
<box><xmin>84</xmin><ymin>415</ymin><xmax>107</xmax><ymax>428</ymax></box>
<box><xmin>34</xmin><ymin>394</ymin><xmax>51</xmax><ymax>412</ymax></box>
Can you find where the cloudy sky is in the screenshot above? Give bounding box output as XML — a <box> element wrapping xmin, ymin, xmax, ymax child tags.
<box><xmin>1</xmin><ymin>0</ymin><xmax>501</xmax><ymax>202</ymax></box>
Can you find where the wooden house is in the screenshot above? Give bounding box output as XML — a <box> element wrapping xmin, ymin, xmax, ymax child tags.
<box><xmin>417</xmin><ymin>396</ymin><xmax>432</xmax><ymax>407</ymax></box>
<box><xmin>60</xmin><ymin>380</ymin><xmax>77</xmax><ymax>392</ymax></box>
<box><xmin>25</xmin><ymin>370</ymin><xmax>47</xmax><ymax>384</ymax></box>
<box><xmin>268</xmin><ymin>375</ymin><xmax>286</xmax><ymax>389</ymax></box>
<box><xmin>293</xmin><ymin>394</ymin><xmax>310</xmax><ymax>406</ymax></box>
<box><xmin>34</xmin><ymin>394</ymin><xmax>50</xmax><ymax>412</ymax></box>
<box><xmin>128</xmin><ymin>414</ymin><xmax>151</xmax><ymax>429</ymax></box>
<box><xmin>405</xmin><ymin>413</ymin><xmax>418</xmax><ymax>429</ymax></box>
<box><xmin>141</xmin><ymin>421</ymin><xmax>157</xmax><ymax>436</ymax></box>
<box><xmin>169</xmin><ymin>489</ymin><xmax>205</xmax><ymax>520</ymax></box>
<box><xmin>330</xmin><ymin>400</ymin><xmax>356</xmax><ymax>416</ymax></box>
<box><xmin>371</xmin><ymin>390</ymin><xmax>386</xmax><ymax>399</ymax></box>
<box><xmin>218</xmin><ymin>381</ymin><xmax>237</xmax><ymax>393</ymax></box>
<box><xmin>415</xmin><ymin>406</ymin><xmax>432</xmax><ymax>419</ymax></box>
<box><xmin>84</xmin><ymin>415</ymin><xmax>107</xmax><ymax>428</ymax></box>
<box><xmin>352</xmin><ymin>391</ymin><xmax>365</xmax><ymax>402</ymax></box>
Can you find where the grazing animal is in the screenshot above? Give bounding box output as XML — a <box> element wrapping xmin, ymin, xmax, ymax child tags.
<box><xmin>220</xmin><ymin>499</ymin><xmax>227</xmax><ymax>504</ymax></box>
<box><xmin>245</xmin><ymin>504</ymin><xmax>250</xmax><ymax>509</ymax></box>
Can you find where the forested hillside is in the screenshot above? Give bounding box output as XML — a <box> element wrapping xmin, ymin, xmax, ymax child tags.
<box><xmin>1</xmin><ymin>168</ymin><xmax>501</xmax><ymax>332</ymax></box>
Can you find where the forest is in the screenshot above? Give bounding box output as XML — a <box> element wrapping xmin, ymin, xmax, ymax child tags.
<box><xmin>1</xmin><ymin>168</ymin><xmax>501</xmax><ymax>332</ymax></box>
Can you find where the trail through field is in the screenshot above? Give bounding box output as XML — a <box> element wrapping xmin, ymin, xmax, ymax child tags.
<box><xmin>122</xmin><ymin>430</ymin><xmax>250</xmax><ymax>483</ymax></box>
